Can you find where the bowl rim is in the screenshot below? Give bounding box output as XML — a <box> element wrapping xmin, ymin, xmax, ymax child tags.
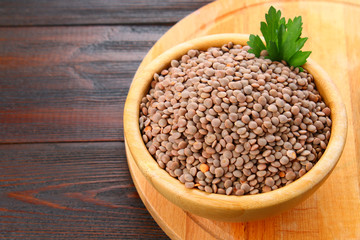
<box><xmin>124</xmin><ymin>33</ymin><xmax>347</xmax><ymax>214</ymax></box>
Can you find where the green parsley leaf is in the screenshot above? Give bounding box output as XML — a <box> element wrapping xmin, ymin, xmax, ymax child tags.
<box><xmin>247</xmin><ymin>34</ymin><xmax>266</xmax><ymax>56</ymax></box>
<box><xmin>288</xmin><ymin>50</ymin><xmax>311</xmax><ymax>67</ymax></box>
<box><xmin>247</xmin><ymin>6</ymin><xmax>311</xmax><ymax>68</ymax></box>
<box><xmin>267</xmin><ymin>41</ymin><xmax>281</xmax><ymax>61</ymax></box>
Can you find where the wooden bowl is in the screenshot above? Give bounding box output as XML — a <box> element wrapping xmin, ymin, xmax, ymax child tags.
<box><xmin>124</xmin><ymin>34</ymin><xmax>347</xmax><ymax>222</ymax></box>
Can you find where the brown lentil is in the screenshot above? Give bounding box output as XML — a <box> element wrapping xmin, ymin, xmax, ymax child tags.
<box><xmin>139</xmin><ymin>43</ymin><xmax>332</xmax><ymax>195</ymax></box>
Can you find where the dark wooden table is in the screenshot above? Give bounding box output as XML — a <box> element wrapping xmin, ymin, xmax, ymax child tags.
<box><xmin>0</xmin><ymin>1</ymin><xmax>212</xmax><ymax>238</ymax></box>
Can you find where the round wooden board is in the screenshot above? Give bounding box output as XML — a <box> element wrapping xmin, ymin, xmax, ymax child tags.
<box><xmin>127</xmin><ymin>0</ymin><xmax>360</xmax><ymax>239</ymax></box>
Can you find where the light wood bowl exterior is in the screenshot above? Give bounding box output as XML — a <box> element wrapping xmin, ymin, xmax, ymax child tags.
<box><xmin>124</xmin><ymin>34</ymin><xmax>347</xmax><ymax>222</ymax></box>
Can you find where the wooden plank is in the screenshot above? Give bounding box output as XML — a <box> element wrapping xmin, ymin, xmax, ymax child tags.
<box><xmin>0</xmin><ymin>0</ymin><xmax>213</xmax><ymax>26</ymax></box>
<box><xmin>0</xmin><ymin>25</ymin><xmax>169</xmax><ymax>143</ymax></box>
<box><xmin>345</xmin><ymin>5</ymin><xmax>360</xmax><ymax>193</ymax></box>
<box><xmin>0</xmin><ymin>142</ymin><xmax>168</xmax><ymax>239</ymax></box>
<box><xmin>127</xmin><ymin>0</ymin><xmax>360</xmax><ymax>239</ymax></box>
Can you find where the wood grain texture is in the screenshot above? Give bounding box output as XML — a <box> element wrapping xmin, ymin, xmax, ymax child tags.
<box><xmin>0</xmin><ymin>0</ymin><xmax>213</xmax><ymax>238</ymax></box>
<box><xmin>127</xmin><ymin>0</ymin><xmax>360</xmax><ymax>238</ymax></box>
<box><xmin>0</xmin><ymin>0</ymin><xmax>358</xmax><ymax>238</ymax></box>
<box><xmin>0</xmin><ymin>0</ymin><xmax>213</xmax><ymax>26</ymax></box>
<box><xmin>0</xmin><ymin>25</ymin><xmax>169</xmax><ymax>143</ymax></box>
<box><xmin>0</xmin><ymin>142</ymin><xmax>168</xmax><ymax>239</ymax></box>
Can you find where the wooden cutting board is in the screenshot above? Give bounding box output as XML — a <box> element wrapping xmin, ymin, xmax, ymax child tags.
<box><xmin>126</xmin><ymin>0</ymin><xmax>360</xmax><ymax>239</ymax></box>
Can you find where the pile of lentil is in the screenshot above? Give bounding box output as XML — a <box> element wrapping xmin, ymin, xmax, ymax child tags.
<box><xmin>139</xmin><ymin>42</ymin><xmax>332</xmax><ymax>195</ymax></box>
